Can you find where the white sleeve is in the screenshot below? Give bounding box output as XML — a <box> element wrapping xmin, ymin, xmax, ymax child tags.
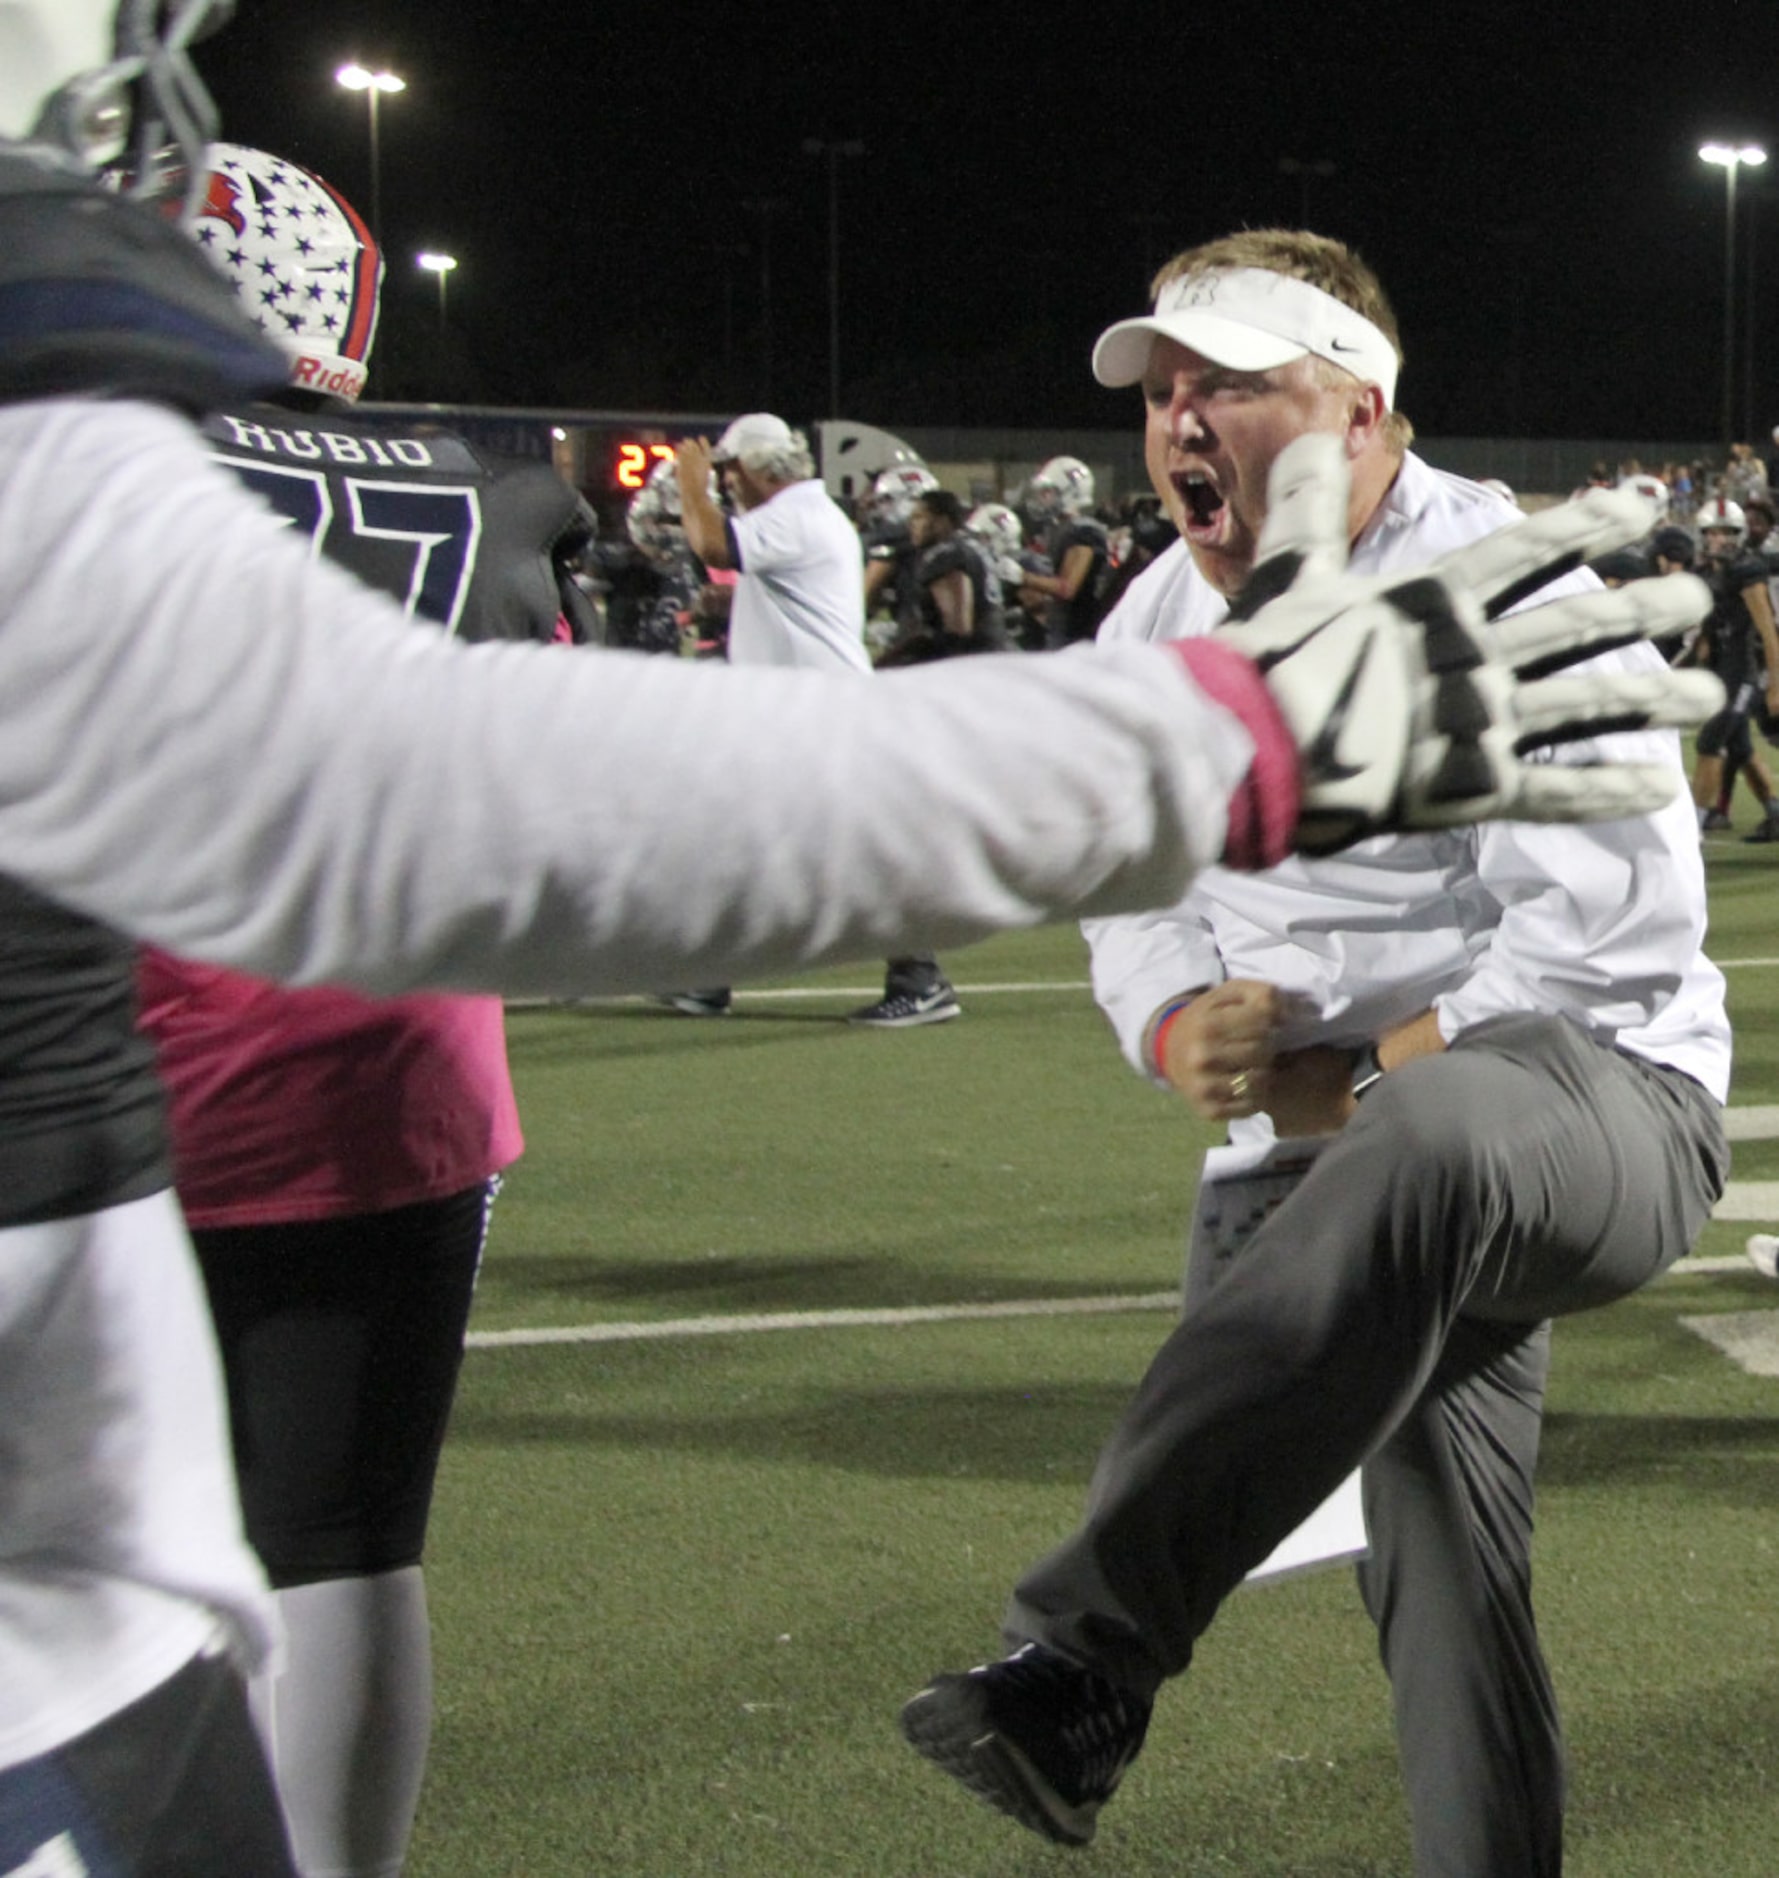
<box><xmin>0</xmin><ymin>400</ymin><xmax>1254</xmax><ymax>998</ymax></box>
<box><xmin>1084</xmin><ymin>900</ymin><xmax>1225</xmax><ymax>1080</ymax></box>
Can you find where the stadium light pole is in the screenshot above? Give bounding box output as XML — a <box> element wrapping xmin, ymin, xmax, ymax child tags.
<box><xmin>802</xmin><ymin>138</ymin><xmax>864</xmax><ymax>419</ymax></box>
<box><xmin>740</xmin><ymin>195</ymin><xmax>787</xmax><ymax>405</ymax></box>
<box><xmin>1701</xmin><ymin>141</ymin><xmax>1766</xmax><ymax>457</ymax></box>
<box><xmin>416</xmin><ymin>251</ymin><xmax>457</xmax><ymax>328</ymax></box>
<box><xmin>336</xmin><ymin>63</ymin><xmax>405</xmax><ymax>250</ymax></box>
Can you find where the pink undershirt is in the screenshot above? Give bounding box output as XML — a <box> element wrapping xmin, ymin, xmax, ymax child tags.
<box><xmin>137</xmin><ymin>952</ymin><xmax>521</xmax><ymax>1228</ymax></box>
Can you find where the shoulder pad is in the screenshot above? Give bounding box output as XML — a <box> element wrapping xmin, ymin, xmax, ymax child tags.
<box><xmin>0</xmin><ymin>149</ymin><xmax>287</xmax><ymax>414</ymax></box>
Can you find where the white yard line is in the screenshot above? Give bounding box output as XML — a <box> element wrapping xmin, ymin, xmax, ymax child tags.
<box><xmin>513</xmin><ymin>956</ymin><xmax>1779</xmax><ymax>1015</ymax></box>
<box><xmin>478</xmin><ymin>1019</ymin><xmax>1779</xmax><ymax>1360</ymax></box>
<box><xmin>1678</xmin><ymin>1311</ymin><xmax>1779</xmax><ymax>1377</ymax></box>
<box><xmin>466</xmin><ymin>1261</ymin><xmax>1770</xmax><ymax>1351</ymax></box>
<box><xmin>467</xmin><ymin>1291</ymin><xmax>1181</xmax><ymax>1349</ymax></box>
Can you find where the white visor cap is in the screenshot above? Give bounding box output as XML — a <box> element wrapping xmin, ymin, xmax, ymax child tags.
<box><xmin>1092</xmin><ymin>268</ymin><xmax>1399</xmax><ymax>410</ymax></box>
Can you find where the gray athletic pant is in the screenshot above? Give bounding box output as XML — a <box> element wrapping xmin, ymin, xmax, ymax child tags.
<box><xmin>1005</xmin><ymin>1013</ymin><xmax>1727</xmax><ymax>1878</ymax></box>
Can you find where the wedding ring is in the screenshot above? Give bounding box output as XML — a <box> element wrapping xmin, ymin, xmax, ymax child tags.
<box><xmin>1230</xmin><ymin>1070</ymin><xmax>1251</xmax><ymax>1102</ymax></box>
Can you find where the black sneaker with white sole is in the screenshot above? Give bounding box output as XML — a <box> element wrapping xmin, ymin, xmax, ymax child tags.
<box><xmin>653</xmin><ymin>989</ymin><xmax>732</xmax><ymax>1016</ymax></box>
<box><xmin>899</xmin><ymin>1642</ymin><xmax>1151</xmax><ymax>1847</ymax></box>
<box><xmin>846</xmin><ymin>984</ymin><xmax>961</xmax><ymax>1027</ymax></box>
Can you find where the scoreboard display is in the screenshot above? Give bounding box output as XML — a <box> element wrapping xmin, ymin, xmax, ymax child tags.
<box><xmin>611</xmin><ymin>438</ymin><xmax>680</xmax><ymax>490</ymax></box>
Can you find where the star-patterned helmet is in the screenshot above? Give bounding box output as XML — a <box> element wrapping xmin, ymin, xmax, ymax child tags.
<box><xmin>185</xmin><ymin>142</ymin><xmax>383</xmax><ymax>403</ymax></box>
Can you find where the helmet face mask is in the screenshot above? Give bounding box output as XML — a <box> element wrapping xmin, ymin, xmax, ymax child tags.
<box><xmin>185</xmin><ymin>142</ymin><xmax>382</xmax><ymax>402</ymax></box>
<box><xmin>3</xmin><ymin>1</ymin><xmax>234</xmax><ymax>218</ymax></box>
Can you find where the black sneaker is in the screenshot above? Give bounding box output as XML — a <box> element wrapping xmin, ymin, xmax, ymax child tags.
<box><xmin>846</xmin><ymin>984</ymin><xmax>961</xmax><ymax>1028</ymax></box>
<box><xmin>653</xmin><ymin>989</ymin><xmax>732</xmax><ymax>1016</ymax></box>
<box><xmin>899</xmin><ymin>1642</ymin><xmax>1151</xmax><ymax>1847</ymax></box>
<box><xmin>1701</xmin><ymin>809</ymin><xmax>1734</xmax><ymax>832</ymax></box>
<box><xmin>1743</xmin><ymin>817</ymin><xmax>1779</xmax><ymax>844</ymax></box>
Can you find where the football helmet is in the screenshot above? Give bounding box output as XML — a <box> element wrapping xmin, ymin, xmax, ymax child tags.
<box><xmin>626</xmin><ymin>475</ymin><xmax>683</xmax><ymax>563</ymax></box>
<box><xmin>3</xmin><ymin>1</ymin><xmax>233</xmax><ymax>216</ymax></box>
<box><xmin>966</xmin><ymin>502</ymin><xmax>1024</xmax><ymax>562</ymax></box>
<box><xmin>1616</xmin><ymin>472</ymin><xmax>1669</xmax><ymax>518</ymax></box>
<box><xmin>866</xmin><ymin>463</ymin><xmax>939</xmax><ymax>530</ymax></box>
<box><xmin>185</xmin><ymin>142</ymin><xmax>382</xmax><ymax>403</ymax></box>
<box><xmin>1698</xmin><ymin>496</ymin><xmax>1747</xmax><ymax>546</ymax></box>
<box><xmin>1026</xmin><ymin>455</ymin><xmax>1096</xmax><ymax>520</ymax></box>
<box><xmin>627</xmin><ymin>458</ymin><xmax>716</xmax><ymax>564</ymax></box>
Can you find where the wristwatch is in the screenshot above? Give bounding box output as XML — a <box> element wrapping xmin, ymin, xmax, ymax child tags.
<box><xmin>1350</xmin><ymin>1042</ymin><xmax>1386</xmax><ymax>1102</ymax></box>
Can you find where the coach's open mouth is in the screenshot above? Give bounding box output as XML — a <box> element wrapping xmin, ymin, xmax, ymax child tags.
<box><xmin>1175</xmin><ymin>469</ymin><xmax>1227</xmax><ymax>542</ymax></box>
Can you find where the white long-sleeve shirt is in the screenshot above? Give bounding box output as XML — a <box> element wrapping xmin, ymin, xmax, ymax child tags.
<box><xmin>1085</xmin><ymin>452</ymin><xmax>1731</xmax><ymax>1105</ymax></box>
<box><xmin>0</xmin><ymin>398</ymin><xmax>1267</xmax><ymax>997</ymax></box>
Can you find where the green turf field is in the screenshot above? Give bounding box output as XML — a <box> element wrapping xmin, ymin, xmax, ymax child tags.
<box><xmin>410</xmin><ymin>825</ymin><xmax>1779</xmax><ymax>1877</ymax></box>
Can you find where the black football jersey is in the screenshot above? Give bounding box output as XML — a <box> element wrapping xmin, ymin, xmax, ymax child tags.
<box><xmin>1703</xmin><ymin>550</ymin><xmax>1775</xmax><ymax>685</ymax></box>
<box><xmin>915</xmin><ymin>534</ymin><xmax>1008</xmax><ymax>655</ymax></box>
<box><xmin>201</xmin><ymin>405</ymin><xmax>599</xmax><ymax>646</ymax></box>
<box><xmin>1042</xmin><ymin>516</ymin><xmax>1113</xmax><ymax>644</ymax></box>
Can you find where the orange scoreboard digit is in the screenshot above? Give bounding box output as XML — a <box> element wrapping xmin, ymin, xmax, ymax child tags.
<box><xmin>613</xmin><ymin>440</ymin><xmax>679</xmax><ymax>490</ymax></box>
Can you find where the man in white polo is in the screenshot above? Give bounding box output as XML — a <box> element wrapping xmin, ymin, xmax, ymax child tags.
<box><xmin>675</xmin><ymin>415</ymin><xmax>960</xmax><ymax>1026</ymax></box>
<box><xmin>901</xmin><ymin>229</ymin><xmax>1730</xmax><ymax>1876</ymax></box>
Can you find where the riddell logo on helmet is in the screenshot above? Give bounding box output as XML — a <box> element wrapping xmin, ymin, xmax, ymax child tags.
<box><xmin>291</xmin><ymin>355</ymin><xmax>368</xmax><ymax>400</ymax></box>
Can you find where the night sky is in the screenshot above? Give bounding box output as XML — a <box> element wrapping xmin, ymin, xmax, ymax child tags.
<box><xmin>197</xmin><ymin>0</ymin><xmax>1779</xmax><ymax>446</ymax></box>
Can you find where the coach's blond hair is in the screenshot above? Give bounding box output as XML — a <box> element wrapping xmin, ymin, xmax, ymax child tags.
<box><xmin>1154</xmin><ymin>230</ymin><xmax>1414</xmax><ymax>453</ymax></box>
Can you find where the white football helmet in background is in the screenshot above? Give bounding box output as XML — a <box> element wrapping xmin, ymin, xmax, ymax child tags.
<box><xmin>627</xmin><ymin>457</ymin><xmax>714</xmax><ymax>564</ymax></box>
<box><xmin>1698</xmin><ymin>496</ymin><xmax>1747</xmax><ymax>546</ymax></box>
<box><xmin>186</xmin><ymin>142</ymin><xmax>383</xmax><ymax>403</ymax></box>
<box><xmin>1615</xmin><ymin>472</ymin><xmax>1669</xmax><ymax>518</ymax></box>
<box><xmin>966</xmin><ymin>502</ymin><xmax>1024</xmax><ymax>562</ymax></box>
<box><xmin>1026</xmin><ymin>455</ymin><xmax>1096</xmax><ymax>521</ymax></box>
<box><xmin>867</xmin><ymin>464</ymin><xmax>939</xmax><ymax>531</ymax></box>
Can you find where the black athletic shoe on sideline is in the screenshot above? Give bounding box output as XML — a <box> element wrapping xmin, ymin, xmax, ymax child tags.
<box><xmin>899</xmin><ymin>1642</ymin><xmax>1152</xmax><ymax>1847</ymax></box>
<box><xmin>653</xmin><ymin>988</ymin><xmax>732</xmax><ymax>1016</ymax></box>
<box><xmin>846</xmin><ymin>984</ymin><xmax>961</xmax><ymax>1027</ymax></box>
<box><xmin>1743</xmin><ymin>816</ymin><xmax>1779</xmax><ymax>844</ymax></box>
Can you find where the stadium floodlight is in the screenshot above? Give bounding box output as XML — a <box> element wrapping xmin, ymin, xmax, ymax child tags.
<box><xmin>1701</xmin><ymin>143</ymin><xmax>1768</xmax><ymax>452</ymax></box>
<box><xmin>335</xmin><ymin>64</ymin><xmax>405</xmax><ymax>247</ymax></box>
<box><xmin>417</xmin><ymin>251</ymin><xmax>457</xmax><ymax>326</ymax></box>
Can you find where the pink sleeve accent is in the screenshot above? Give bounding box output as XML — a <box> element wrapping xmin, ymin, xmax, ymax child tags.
<box><xmin>1163</xmin><ymin>638</ymin><xmax>1301</xmax><ymax>870</ymax></box>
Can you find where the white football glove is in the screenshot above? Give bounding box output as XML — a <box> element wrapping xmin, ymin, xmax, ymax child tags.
<box><xmin>1220</xmin><ymin>434</ymin><xmax>1722</xmax><ymax>854</ymax></box>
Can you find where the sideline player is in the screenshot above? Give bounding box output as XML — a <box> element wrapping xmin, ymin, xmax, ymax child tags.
<box><xmin>901</xmin><ymin>230</ymin><xmax>1731</xmax><ymax>1877</ymax></box>
<box><xmin>1019</xmin><ymin>454</ymin><xmax>1112</xmax><ymax>647</ymax></box>
<box><xmin>136</xmin><ymin>141</ymin><xmax>598</xmax><ymax>1878</ymax></box>
<box><xmin>880</xmin><ymin>487</ymin><xmax>1009</xmax><ymax>662</ymax></box>
<box><xmin>0</xmin><ymin>9</ymin><xmax>1719</xmax><ymax>1869</ymax></box>
<box><xmin>1684</xmin><ymin>497</ymin><xmax>1779</xmax><ymax>840</ymax></box>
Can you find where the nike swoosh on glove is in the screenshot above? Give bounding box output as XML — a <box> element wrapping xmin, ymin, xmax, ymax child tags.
<box><xmin>1213</xmin><ymin>433</ymin><xmax>1722</xmax><ymax>855</ymax></box>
